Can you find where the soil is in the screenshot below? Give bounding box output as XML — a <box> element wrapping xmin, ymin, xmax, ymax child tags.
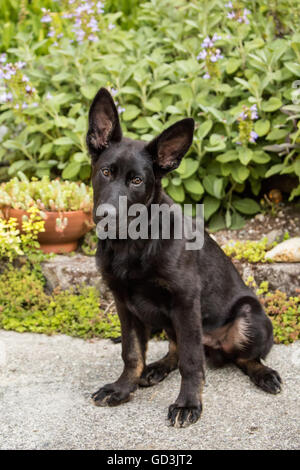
<box><xmin>211</xmin><ymin>203</ymin><xmax>300</xmax><ymax>246</ymax></box>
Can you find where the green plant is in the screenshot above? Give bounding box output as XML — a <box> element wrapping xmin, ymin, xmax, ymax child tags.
<box><xmin>0</xmin><ymin>0</ymin><xmax>299</xmax><ymax>226</ymax></box>
<box><xmin>81</xmin><ymin>228</ymin><xmax>97</xmax><ymax>256</ymax></box>
<box><xmin>0</xmin><ymin>176</ymin><xmax>93</xmax><ymax>211</ymax></box>
<box><xmin>0</xmin><ymin>205</ymin><xmax>45</xmax><ymax>261</ymax></box>
<box><xmin>222</xmin><ymin>237</ymin><xmax>276</xmax><ymax>263</ymax></box>
<box><xmin>0</xmin><ymin>262</ymin><xmax>298</xmax><ymax>344</ymax></box>
<box><xmin>246</xmin><ymin>277</ymin><xmax>300</xmax><ymax>344</ymax></box>
<box><xmin>0</xmin><ymin>263</ymin><xmax>121</xmax><ymax>339</ymax></box>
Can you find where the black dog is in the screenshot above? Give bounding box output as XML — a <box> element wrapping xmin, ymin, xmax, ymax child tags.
<box><xmin>86</xmin><ymin>88</ymin><xmax>281</xmax><ymax>427</ymax></box>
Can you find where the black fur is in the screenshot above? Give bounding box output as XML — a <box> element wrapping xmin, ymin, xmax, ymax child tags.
<box><xmin>87</xmin><ymin>88</ymin><xmax>282</xmax><ymax>427</ymax></box>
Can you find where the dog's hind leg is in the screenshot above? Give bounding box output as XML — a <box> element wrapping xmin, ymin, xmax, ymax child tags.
<box><xmin>218</xmin><ymin>299</ymin><xmax>282</xmax><ymax>394</ymax></box>
<box><xmin>139</xmin><ymin>332</ymin><xmax>178</xmax><ymax>387</ymax></box>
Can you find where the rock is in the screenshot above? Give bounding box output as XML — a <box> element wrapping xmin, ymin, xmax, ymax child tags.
<box><xmin>265</xmin><ymin>237</ymin><xmax>300</xmax><ymax>262</ymax></box>
<box><xmin>41</xmin><ymin>254</ymin><xmax>110</xmax><ymax>298</ymax></box>
<box><xmin>255</xmin><ymin>214</ymin><xmax>265</xmax><ymax>223</ymax></box>
<box><xmin>233</xmin><ymin>260</ymin><xmax>300</xmax><ymax>296</ymax></box>
<box><xmin>265</xmin><ymin>229</ymin><xmax>285</xmax><ymax>249</ymax></box>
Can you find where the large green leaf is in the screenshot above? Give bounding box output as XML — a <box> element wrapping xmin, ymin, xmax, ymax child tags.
<box><xmin>167</xmin><ymin>182</ymin><xmax>185</xmax><ymax>202</ymax></box>
<box><xmin>254</xmin><ymin>119</ymin><xmax>270</xmax><ymax>137</ymax></box>
<box><xmin>180</xmin><ymin>158</ymin><xmax>199</xmax><ymax>179</ymax></box>
<box><xmin>203</xmin><ymin>175</ymin><xmax>223</xmax><ymax>199</ymax></box>
<box><xmin>233</xmin><ymin>198</ymin><xmax>260</xmax><ymax>215</ymax></box>
<box><xmin>183</xmin><ymin>178</ymin><xmax>204</xmax><ymax>195</ymax></box>
<box><xmin>62</xmin><ymin>162</ymin><xmax>81</xmax><ymax>179</ymax></box>
<box><xmin>203</xmin><ymin>196</ymin><xmax>221</xmax><ymax>221</ymax></box>
<box><xmin>261</xmin><ymin>97</ymin><xmax>282</xmax><ymax>112</ymax></box>
<box><xmin>122</xmin><ymin>105</ymin><xmax>141</xmax><ymax>121</ymax></box>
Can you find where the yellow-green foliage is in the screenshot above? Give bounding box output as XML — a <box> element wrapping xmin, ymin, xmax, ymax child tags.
<box><xmin>0</xmin><ymin>264</ymin><xmax>121</xmax><ymax>339</ymax></box>
<box><xmin>246</xmin><ymin>278</ymin><xmax>300</xmax><ymax>345</ymax></box>
<box><xmin>223</xmin><ymin>237</ymin><xmax>276</xmax><ymax>263</ymax></box>
<box><xmin>0</xmin><ymin>206</ymin><xmax>45</xmax><ymax>261</ymax></box>
<box><xmin>262</xmin><ymin>290</ymin><xmax>300</xmax><ymax>345</ymax></box>
<box><xmin>0</xmin><ymin>217</ymin><xmax>23</xmax><ymax>260</ymax></box>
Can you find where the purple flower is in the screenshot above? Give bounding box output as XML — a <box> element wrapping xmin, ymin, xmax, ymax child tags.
<box><xmin>0</xmin><ymin>91</ymin><xmax>13</xmax><ymax>103</ymax></box>
<box><xmin>212</xmin><ymin>33</ymin><xmax>221</xmax><ymax>42</ymax></box>
<box><xmin>110</xmin><ymin>88</ymin><xmax>118</xmax><ymax>96</ymax></box>
<box><xmin>197</xmin><ymin>50</ymin><xmax>207</xmax><ymax>60</ymax></box>
<box><xmin>108</xmin><ymin>23</ymin><xmax>115</xmax><ymax>30</ymax></box>
<box><xmin>203</xmin><ymin>73</ymin><xmax>211</xmax><ymax>79</ymax></box>
<box><xmin>45</xmin><ymin>92</ymin><xmax>53</xmax><ymax>100</ymax></box>
<box><xmin>239</xmin><ymin>111</ymin><xmax>247</xmax><ymax>120</ymax></box>
<box><xmin>225</xmin><ymin>1</ymin><xmax>233</xmax><ymax>7</ymax></box>
<box><xmin>22</xmin><ymin>75</ymin><xmax>29</xmax><ymax>82</ymax></box>
<box><xmin>250</xmin><ymin>104</ymin><xmax>258</xmax><ymax>120</ymax></box>
<box><xmin>249</xmin><ymin>131</ymin><xmax>258</xmax><ymax>143</ymax></box>
<box><xmin>96</xmin><ymin>1</ymin><xmax>104</xmax><ymax>14</ymax></box>
<box><xmin>16</xmin><ymin>61</ymin><xmax>26</xmax><ymax>69</ymax></box>
<box><xmin>88</xmin><ymin>34</ymin><xmax>98</xmax><ymax>42</ymax></box>
<box><xmin>0</xmin><ymin>53</ymin><xmax>7</xmax><ymax>64</ymax></box>
<box><xmin>117</xmin><ymin>105</ymin><xmax>125</xmax><ymax>114</ymax></box>
<box><xmin>22</xmin><ymin>102</ymin><xmax>28</xmax><ymax>109</ymax></box>
<box><xmin>227</xmin><ymin>11</ymin><xmax>235</xmax><ymax>19</ymax></box>
<box><xmin>41</xmin><ymin>14</ymin><xmax>52</xmax><ymax>23</ymax></box>
<box><xmin>3</xmin><ymin>71</ymin><xmax>13</xmax><ymax>80</ymax></box>
<box><xmin>202</xmin><ymin>37</ymin><xmax>214</xmax><ymax>48</ymax></box>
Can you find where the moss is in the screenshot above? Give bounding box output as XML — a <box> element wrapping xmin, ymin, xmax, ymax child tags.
<box><xmin>0</xmin><ymin>264</ymin><xmax>120</xmax><ymax>339</ymax></box>
<box><xmin>223</xmin><ymin>237</ymin><xmax>276</xmax><ymax>263</ymax></box>
<box><xmin>261</xmin><ymin>290</ymin><xmax>300</xmax><ymax>345</ymax></box>
<box><xmin>246</xmin><ymin>278</ymin><xmax>300</xmax><ymax>345</ymax></box>
<box><xmin>0</xmin><ymin>263</ymin><xmax>298</xmax><ymax>345</ymax></box>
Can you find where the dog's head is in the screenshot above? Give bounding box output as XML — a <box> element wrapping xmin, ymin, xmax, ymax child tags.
<box><xmin>86</xmin><ymin>87</ymin><xmax>194</xmax><ymax>223</ymax></box>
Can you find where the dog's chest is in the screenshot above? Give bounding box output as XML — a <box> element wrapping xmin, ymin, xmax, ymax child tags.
<box><xmin>124</xmin><ymin>280</ymin><xmax>173</xmax><ymax>328</ymax></box>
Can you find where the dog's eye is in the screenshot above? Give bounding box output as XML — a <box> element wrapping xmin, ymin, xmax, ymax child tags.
<box><xmin>101</xmin><ymin>168</ymin><xmax>111</xmax><ymax>177</ymax></box>
<box><xmin>131</xmin><ymin>177</ymin><xmax>142</xmax><ymax>185</ymax></box>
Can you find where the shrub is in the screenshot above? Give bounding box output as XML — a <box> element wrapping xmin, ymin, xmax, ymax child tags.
<box><xmin>0</xmin><ymin>0</ymin><xmax>299</xmax><ymax>227</ymax></box>
<box><xmin>0</xmin><ymin>205</ymin><xmax>45</xmax><ymax>261</ymax></box>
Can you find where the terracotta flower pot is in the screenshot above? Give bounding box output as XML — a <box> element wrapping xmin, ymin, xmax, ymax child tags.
<box><xmin>3</xmin><ymin>207</ymin><xmax>94</xmax><ymax>254</ymax></box>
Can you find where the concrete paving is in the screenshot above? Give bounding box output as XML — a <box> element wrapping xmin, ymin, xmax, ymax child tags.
<box><xmin>0</xmin><ymin>330</ymin><xmax>299</xmax><ymax>450</ymax></box>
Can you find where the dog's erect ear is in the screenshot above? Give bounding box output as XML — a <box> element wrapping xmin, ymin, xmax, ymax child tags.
<box><xmin>86</xmin><ymin>88</ymin><xmax>122</xmax><ymax>159</ymax></box>
<box><xmin>145</xmin><ymin>118</ymin><xmax>194</xmax><ymax>174</ymax></box>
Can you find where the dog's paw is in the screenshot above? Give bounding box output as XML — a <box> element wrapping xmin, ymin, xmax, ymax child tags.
<box><xmin>139</xmin><ymin>363</ymin><xmax>170</xmax><ymax>387</ymax></box>
<box><xmin>91</xmin><ymin>384</ymin><xmax>131</xmax><ymax>407</ymax></box>
<box><xmin>168</xmin><ymin>403</ymin><xmax>202</xmax><ymax>428</ymax></box>
<box><xmin>252</xmin><ymin>367</ymin><xmax>282</xmax><ymax>394</ymax></box>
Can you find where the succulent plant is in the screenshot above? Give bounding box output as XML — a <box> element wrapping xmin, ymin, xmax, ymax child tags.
<box><xmin>0</xmin><ymin>176</ymin><xmax>93</xmax><ymax>212</ymax></box>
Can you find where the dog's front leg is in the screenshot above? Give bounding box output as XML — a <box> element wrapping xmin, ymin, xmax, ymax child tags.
<box><xmin>168</xmin><ymin>300</ymin><xmax>205</xmax><ymax>427</ymax></box>
<box><xmin>92</xmin><ymin>300</ymin><xmax>149</xmax><ymax>407</ymax></box>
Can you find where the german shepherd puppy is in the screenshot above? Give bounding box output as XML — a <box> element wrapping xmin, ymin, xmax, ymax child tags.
<box><xmin>86</xmin><ymin>88</ymin><xmax>282</xmax><ymax>427</ymax></box>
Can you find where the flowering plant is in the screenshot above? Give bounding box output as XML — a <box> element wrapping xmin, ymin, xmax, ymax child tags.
<box><xmin>0</xmin><ymin>0</ymin><xmax>299</xmax><ymax>229</ymax></box>
<box><xmin>0</xmin><ymin>206</ymin><xmax>45</xmax><ymax>261</ymax></box>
